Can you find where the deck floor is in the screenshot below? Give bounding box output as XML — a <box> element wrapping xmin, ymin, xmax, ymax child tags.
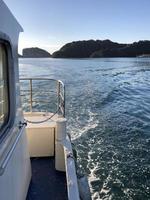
<box><xmin>26</xmin><ymin>157</ymin><xmax>68</xmax><ymax>200</ymax></box>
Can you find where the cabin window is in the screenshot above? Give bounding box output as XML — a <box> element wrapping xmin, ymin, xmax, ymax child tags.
<box><xmin>0</xmin><ymin>44</ymin><xmax>9</xmax><ymax>132</ymax></box>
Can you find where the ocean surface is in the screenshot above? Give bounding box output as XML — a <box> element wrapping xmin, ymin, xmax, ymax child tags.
<box><xmin>19</xmin><ymin>58</ymin><xmax>150</xmax><ymax>200</ymax></box>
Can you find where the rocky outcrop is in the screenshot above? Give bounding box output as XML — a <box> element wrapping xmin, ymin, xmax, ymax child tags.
<box><xmin>23</xmin><ymin>47</ymin><xmax>51</xmax><ymax>58</ymax></box>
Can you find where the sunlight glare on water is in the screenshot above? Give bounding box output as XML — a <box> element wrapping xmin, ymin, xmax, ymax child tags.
<box><xmin>19</xmin><ymin>58</ymin><xmax>150</xmax><ymax>200</ymax></box>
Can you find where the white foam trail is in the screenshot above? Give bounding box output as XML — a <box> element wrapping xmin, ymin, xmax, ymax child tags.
<box><xmin>69</xmin><ymin>110</ymin><xmax>100</xmax><ymax>198</ymax></box>
<box><xmin>70</xmin><ymin>110</ymin><xmax>99</xmax><ymax>140</ymax></box>
<box><xmin>87</xmin><ymin>150</ymin><xmax>102</xmax><ymax>200</ymax></box>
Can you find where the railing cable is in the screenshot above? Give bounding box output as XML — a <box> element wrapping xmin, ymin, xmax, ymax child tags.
<box><xmin>25</xmin><ymin>108</ymin><xmax>60</xmax><ymax>124</ymax></box>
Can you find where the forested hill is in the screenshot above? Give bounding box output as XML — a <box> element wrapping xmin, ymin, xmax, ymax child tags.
<box><xmin>52</xmin><ymin>40</ymin><xmax>150</xmax><ymax>58</ymax></box>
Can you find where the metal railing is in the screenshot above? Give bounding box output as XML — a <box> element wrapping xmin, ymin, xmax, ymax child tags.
<box><xmin>19</xmin><ymin>78</ymin><xmax>65</xmax><ymax>117</ymax></box>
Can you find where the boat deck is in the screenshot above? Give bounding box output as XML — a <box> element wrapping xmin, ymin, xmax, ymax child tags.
<box><xmin>26</xmin><ymin>157</ymin><xmax>68</xmax><ymax>200</ymax></box>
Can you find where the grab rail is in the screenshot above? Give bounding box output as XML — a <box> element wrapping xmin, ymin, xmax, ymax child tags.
<box><xmin>20</xmin><ymin>78</ymin><xmax>65</xmax><ymax>117</ymax></box>
<box><xmin>0</xmin><ymin>123</ymin><xmax>26</xmax><ymax>176</ymax></box>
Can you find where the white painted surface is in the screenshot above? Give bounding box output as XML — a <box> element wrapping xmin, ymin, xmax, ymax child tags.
<box><xmin>55</xmin><ymin>117</ymin><xmax>80</xmax><ymax>199</ymax></box>
<box><xmin>0</xmin><ymin>127</ymin><xmax>31</xmax><ymax>200</ymax></box>
<box><xmin>26</xmin><ymin>127</ymin><xmax>55</xmax><ymax>157</ymax></box>
<box><xmin>55</xmin><ymin>142</ymin><xmax>65</xmax><ymax>171</ymax></box>
<box><xmin>55</xmin><ymin>118</ymin><xmax>66</xmax><ymax>171</ymax></box>
<box><xmin>24</xmin><ymin>112</ymin><xmax>57</xmax><ymax>128</ymax></box>
<box><xmin>0</xmin><ymin>0</ymin><xmax>23</xmax><ymax>43</ymax></box>
<box><xmin>56</xmin><ymin>118</ymin><xmax>67</xmax><ymax>141</ymax></box>
<box><xmin>64</xmin><ymin>137</ymin><xmax>80</xmax><ymax>200</ymax></box>
<box><xmin>25</xmin><ymin>112</ymin><xmax>56</xmax><ymax>157</ymax></box>
<box><xmin>0</xmin><ymin>1</ymin><xmax>31</xmax><ymax>200</ymax></box>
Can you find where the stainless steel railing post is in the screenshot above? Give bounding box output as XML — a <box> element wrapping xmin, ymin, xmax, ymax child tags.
<box><xmin>57</xmin><ymin>81</ymin><xmax>60</xmax><ymax>115</ymax></box>
<box><xmin>63</xmin><ymin>84</ymin><xmax>65</xmax><ymax>117</ymax></box>
<box><xmin>29</xmin><ymin>79</ymin><xmax>33</xmax><ymax>112</ymax></box>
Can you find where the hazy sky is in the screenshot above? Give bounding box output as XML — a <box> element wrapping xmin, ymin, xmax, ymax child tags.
<box><xmin>3</xmin><ymin>0</ymin><xmax>150</xmax><ymax>54</ymax></box>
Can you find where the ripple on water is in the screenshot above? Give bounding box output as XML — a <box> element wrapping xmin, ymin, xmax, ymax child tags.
<box><xmin>19</xmin><ymin>58</ymin><xmax>150</xmax><ymax>200</ymax></box>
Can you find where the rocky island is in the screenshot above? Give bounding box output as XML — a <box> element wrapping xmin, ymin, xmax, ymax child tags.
<box><xmin>22</xmin><ymin>47</ymin><xmax>51</xmax><ymax>58</ymax></box>
<box><xmin>52</xmin><ymin>40</ymin><xmax>150</xmax><ymax>58</ymax></box>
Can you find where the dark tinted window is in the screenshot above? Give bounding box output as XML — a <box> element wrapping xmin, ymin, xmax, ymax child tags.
<box><xmin>0</xmin><ymin>44</ymin><xmax>9</xmax><ymax>131</ymax></box>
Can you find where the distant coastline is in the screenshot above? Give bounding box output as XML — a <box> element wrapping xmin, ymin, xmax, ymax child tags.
<box><xmin>19</xmin><ymin>40</ymin><xmax>150</xmax><ymax>58</ymax></box>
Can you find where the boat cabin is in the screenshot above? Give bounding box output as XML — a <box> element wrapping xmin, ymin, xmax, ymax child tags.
<box><xmin>0</xmin><ymin>1</ymin><xmax>82</xmax><ymax>199</ymax></box>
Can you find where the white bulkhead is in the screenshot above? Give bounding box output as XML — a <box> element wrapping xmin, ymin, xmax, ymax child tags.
<box><xmin>0</xmin><ymin>1</ymin><xmax>87</xmax><ymax>200</ymax></box>
<box><xmin>0</xmin><ymin>1</ymin><xmax>31</xmax><ymax>200</ymax></box>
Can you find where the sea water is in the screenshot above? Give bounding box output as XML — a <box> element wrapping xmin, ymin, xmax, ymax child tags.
<box><xmin>19</xmin><ymin>58</ymin><xmax>150</xmax><ymax>200</ymax></box>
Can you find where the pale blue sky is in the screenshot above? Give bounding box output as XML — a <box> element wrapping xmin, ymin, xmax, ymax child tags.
<box><xmin>3</xmin><ymin>0</ymin><xmax>150</xmax><ymax>54</ymax></box>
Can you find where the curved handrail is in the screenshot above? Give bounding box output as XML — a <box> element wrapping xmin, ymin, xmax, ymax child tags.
<box><xmin>20</xmin><ymin>78</ymin><xmax>65</xmax><ymax>117</ymax></box>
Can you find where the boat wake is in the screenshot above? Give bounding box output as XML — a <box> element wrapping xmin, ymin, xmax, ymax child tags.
<box><xmin>68</xmin><ymin>110</ymin><xmax>99</xmax><ymax>141</ymax></box>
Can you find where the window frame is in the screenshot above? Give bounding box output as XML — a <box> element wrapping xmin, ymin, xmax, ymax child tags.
<box><xmin>0</xmin><ymin>37</ymin><xmax>15</xmax><ymax>142</ymax></box>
